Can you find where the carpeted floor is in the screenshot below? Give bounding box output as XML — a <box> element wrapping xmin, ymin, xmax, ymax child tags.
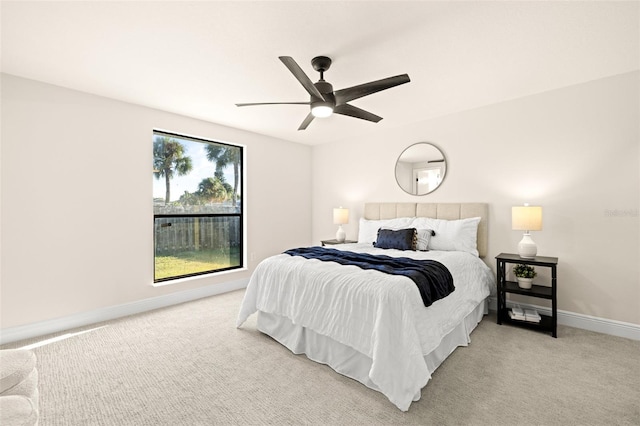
<box><xmin>2</xmin><ymin>289</ymin><xmax>639</xmax><ymax>425</ymax></box>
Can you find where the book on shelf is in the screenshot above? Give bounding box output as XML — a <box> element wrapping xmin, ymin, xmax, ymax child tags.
<box><xmin>509</xmin><ymin>305</ymin><xmax>526</xmax><ymax>321</ymax></box>
<box><xmin>524</xmin><ymin>309</ymin><xmax>541</xmax><ymax>323</ymax></box>
<box><xmin>508</xmin><ymin>309</ymin><xmax>525</xmax><ymax>321</ymax></box>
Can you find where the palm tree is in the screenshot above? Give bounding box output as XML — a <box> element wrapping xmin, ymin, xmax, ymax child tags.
<box><xmin>153</xmin><ymin>136</ymin><xmax>193</xmax><ymax>203</ymax></box>
<box><xmin>205</xmin><ymin>144</ymin><xmax>241</xmax><ymax>206</ymax></box>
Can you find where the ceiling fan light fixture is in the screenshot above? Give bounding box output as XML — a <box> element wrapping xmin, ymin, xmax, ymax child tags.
<box><xmin>311</xmin><ymin>102</ymin><xmax>334</xmax><ymax>118</ymax></box>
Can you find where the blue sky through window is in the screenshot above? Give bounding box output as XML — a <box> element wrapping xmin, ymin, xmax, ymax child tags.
<box><xmin>153</xmin><ymin>137</ymin><xmax>237</xmax><ymax>202</ymax></box>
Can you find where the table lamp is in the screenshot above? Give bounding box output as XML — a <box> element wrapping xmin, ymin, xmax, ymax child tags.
<box><xmin>333</xmin><ymin>207</ymin><xmax>349</xmax><ymax>242</ymax></box>
<box><xmin>512</xmin><ymin>204</ymin><xmax>542</xmax><ymax>258</ymax></box>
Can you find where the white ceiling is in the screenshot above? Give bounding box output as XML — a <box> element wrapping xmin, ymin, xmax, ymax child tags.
<box><xmin>2</xmin><ymin>1</ymin><xmax>638</xmax><ymax>146</ymax></box>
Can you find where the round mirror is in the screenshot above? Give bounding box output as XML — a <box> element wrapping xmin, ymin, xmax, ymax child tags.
<box><xmin>395</xmin><ymin>142</ymin><xmax>447</xmax><ymax>195</ymax></box>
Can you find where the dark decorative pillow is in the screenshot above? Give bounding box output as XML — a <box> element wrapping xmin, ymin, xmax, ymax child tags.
<box><xmin>373</xmin><ymin>228</ymin><xmax>417</xmax><ymax>251</ymax></box>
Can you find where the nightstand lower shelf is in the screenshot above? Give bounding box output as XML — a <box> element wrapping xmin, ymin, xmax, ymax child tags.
<box><xmin>498</xmin><ymin>310</ymin><xmax>554</xmax><ymax>334</ymax></box>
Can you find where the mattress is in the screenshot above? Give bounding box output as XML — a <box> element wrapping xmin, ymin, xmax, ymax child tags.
<box><xmin>237</xmin><ymin>243</ymin><xmax>494</xmax><ymax>411</ymax></box>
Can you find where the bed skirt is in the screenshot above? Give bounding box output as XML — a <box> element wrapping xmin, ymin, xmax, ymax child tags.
<box><xmin>256</xmin><ymin>298</ymin><xmax>488</xmax><ymax>410</ymax></box>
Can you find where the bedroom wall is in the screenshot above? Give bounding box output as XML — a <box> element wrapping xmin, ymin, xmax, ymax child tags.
<box><xmin>311</xmin><ymin>71</ymin><xmax>639</xmax><ymax>326</ymax></box>
<box><xmin>0</xmin><ymin>74</ymin><xmax>312</xmax><ymax>329</ymax></box>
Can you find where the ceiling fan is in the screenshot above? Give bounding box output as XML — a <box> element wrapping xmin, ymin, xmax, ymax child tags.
<box><xmin>236</xmin><ymin>56</ymin><xmax>410</xmax><ymax>130</ymax></box>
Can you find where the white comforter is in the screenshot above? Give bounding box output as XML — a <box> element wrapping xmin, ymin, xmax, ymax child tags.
<box><xmin>236</xmin><ymin>244</ymin><xmax>494</xmax><ymax>411</ymax></box>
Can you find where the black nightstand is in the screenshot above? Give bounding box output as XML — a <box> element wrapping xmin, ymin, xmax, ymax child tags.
<box><xmin>321</xmin><ymin>239</ymin><xmax>357</xmax><ymax>246</ymax></box>
<box><xmin>496</xmin><ymin>253</ymin><xmax>558</xmax><ymax>338</ymax></box>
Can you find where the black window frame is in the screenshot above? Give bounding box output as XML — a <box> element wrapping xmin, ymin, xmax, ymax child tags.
<box><xmin>153</xmin><ymin>130</ymin><xmax>244</xmax><ymax>283</ymax></box>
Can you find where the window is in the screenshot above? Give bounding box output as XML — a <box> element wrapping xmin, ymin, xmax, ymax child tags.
<box><xmin>153</xmin><ymin>130</ymin><xmax>243</xmax><ymax>283</ymax></box>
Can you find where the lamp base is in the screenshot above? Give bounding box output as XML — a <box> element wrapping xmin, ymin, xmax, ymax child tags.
<box><xmin>517</xmin><ymin>232</ymin><xmax>538</xmax><ymax>258</ymax></box>
<box><xmin>336</xmin><ymin>225</ymin><xmax>346</xmax><ymax>243</ymax></box>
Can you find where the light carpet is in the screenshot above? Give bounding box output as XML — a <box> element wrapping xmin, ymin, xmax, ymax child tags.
<box><xmin>2</xmin><ymin>289</ymin><xmax>639</xmax><ymax>425</ymax></box>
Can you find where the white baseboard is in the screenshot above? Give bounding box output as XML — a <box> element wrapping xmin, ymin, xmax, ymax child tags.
<box><xmin>488</xmin><ymin>297</ymin><xmax>640</xmax><ymax>341</ymax></box>
<box><xmin>0</xmin><ymin>278</ymin><xmax>249</xmax><ymax>345</ymax></box>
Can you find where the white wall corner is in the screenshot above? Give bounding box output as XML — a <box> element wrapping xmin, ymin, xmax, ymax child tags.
<box><xmin>0</xmin><ymin>279</ymin><xmax>249</xmax><ymax>345</ymax></box>
<box><xmin>488</xmin><ymin>297</ymin><xmax>640</xmax><ymax>341</ymax></box>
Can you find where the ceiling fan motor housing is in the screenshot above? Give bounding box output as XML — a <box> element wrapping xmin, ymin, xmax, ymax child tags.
<box><xmin>313</xmin><ymin>81</ymin><xmax>335</xmax><ymax>101</ymax></box>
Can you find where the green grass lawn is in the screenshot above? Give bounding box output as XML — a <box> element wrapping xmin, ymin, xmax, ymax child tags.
<box><xmin>155</xmin><ymin>248</ymin><xmax>240</xmax><ymax>280</ymax></box>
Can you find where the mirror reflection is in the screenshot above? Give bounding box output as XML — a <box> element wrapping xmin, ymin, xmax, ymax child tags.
<box><xmin>395</xmin><ymin>142</ymin><xmax>446</xmax><ymax>196</ymax></box>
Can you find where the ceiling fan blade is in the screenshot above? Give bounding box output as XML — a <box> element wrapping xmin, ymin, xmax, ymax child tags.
<box><xmin>298</xmin><ymin>112</ymin><xmax>315</xmax><ymax>130</ymax></box>
<box><xmin>236</xmin><ymin>102</ymin><xmax>310</xmax><ymax>107</ymax></box>
<box><xmin>334</xmin><ymin>104</ymin><xmax>383</xmax><ymax>123</ymax></box>
<box><xmin>334</xmin><ymin>74</ymin><xmax>410</xmax><ymax>105</ymax></box>
<box><xmin>279</xmin><ymin>56</ymin><xmax>326</xmax><ymax>101</ymax></box>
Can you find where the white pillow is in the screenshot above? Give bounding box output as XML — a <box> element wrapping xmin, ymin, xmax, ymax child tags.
<box><xmin>415</xmin><ymin>228</ymin><xmax>435</xmax><ymax>251</ymax></box>
<box><xmin>411</xmin><ymin>216</ymin><xmax>481</xmax><ymax>256</ymax></box>
<box><xmin>357</xmin><ymin>217</ymin><xmax>414</xmax><ymax>244</ymax></box>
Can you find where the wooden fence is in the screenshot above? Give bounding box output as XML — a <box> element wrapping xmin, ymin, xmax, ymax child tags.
<box><xmin>154</xmin><ymin>216</ymin><xmax>240</xmax><ymax>254</ymax></box>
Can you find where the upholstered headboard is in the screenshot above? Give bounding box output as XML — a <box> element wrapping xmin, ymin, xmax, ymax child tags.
<box><xmin>363</xmin><ymin>203</ymin><xmax>489</xmax><ymax>258</ymax></box>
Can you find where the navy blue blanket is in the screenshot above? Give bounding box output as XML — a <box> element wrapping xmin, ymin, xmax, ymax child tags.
<box><xmin>284</xmin><ymin>247</ymin><xmax>454</xmax><ymax>307</ymax></box>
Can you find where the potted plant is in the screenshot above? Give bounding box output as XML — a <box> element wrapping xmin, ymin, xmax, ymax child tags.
<box><xmin>513</xmin><ymin>264</ymin><xmax>537</xmax><ymax>289</ymax></box>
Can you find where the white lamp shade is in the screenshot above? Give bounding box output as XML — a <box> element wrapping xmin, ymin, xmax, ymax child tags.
<box><xmin>512</xmin><ymin>206</ymin><xmax>542</xmax><ymax>231</ymax></box>
<box><xmin>333</xmin><ymin>207</ymin><xmax>349</xmax><ymax>225</ymax></box>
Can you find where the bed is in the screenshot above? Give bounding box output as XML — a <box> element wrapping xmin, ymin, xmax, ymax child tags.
<box><xmin>237</xmin><ymin>202</ymin><xmax>495</xmax><ymax>411</ymax></box>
